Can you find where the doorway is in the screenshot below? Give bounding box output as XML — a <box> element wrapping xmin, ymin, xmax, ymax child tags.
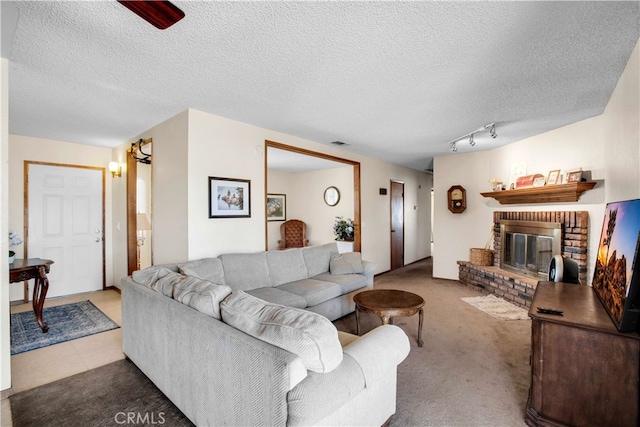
<box><xmin>264</xmin><ymin>140</ymin><xmax>361</xmax><ymax>251</ymax></box>
<box><xmin>25</xmin><ymin>161</ymin><xmax>106</xmax><ymax>298</ymax></box>
<box><xmin>390</xmin><ymin>180</ymin><xmax>404</xmax><ymax>270</ymax></box>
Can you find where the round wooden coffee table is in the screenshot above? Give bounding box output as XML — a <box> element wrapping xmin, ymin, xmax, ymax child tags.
<box><xmin>353</xmin><ymin>289</ymin><xmax>425</xmax><ymax>347</ymax></box>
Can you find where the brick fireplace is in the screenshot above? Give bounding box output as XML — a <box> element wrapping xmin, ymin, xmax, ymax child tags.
<box><xmin>458</xmin><ymin>210</ymin><xmax>589</xmax><ymax>308</ymax></box>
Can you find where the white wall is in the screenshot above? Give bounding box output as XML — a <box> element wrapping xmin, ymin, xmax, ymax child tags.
<box><xmin>603</xmin><ymin>39</ymin><xmax>640</xmax><ymax>202</ymax></box>
<box><xmin>118</xmin><ymin>108</ymin><xmax>431</xmax><ymax>273</ymax></box>
<box><xmin>267</xmin><ymin>165</ymin><xmax>354</xmax><ymax>250</ymax></box>
<box><xmin>1</xmin><ymin>57</ymin><xmax>11</xmax><ymax>391</ymax></box>
<box><xmin>433</xmin><ymin>38</ymin><xmax>640</xmax><ymax>285</ymax></box>
<box><xmin>7</xmin><ymin>135</ymin><xmax>114</xmax><ymax>300</ymax></box>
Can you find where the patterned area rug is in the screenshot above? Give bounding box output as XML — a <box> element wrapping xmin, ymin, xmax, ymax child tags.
<box><xmin>11</xmin><ymin>300</ymin><xmax>120</xmax><ymax>355</ymax></box>
<box><xmin>461</xmin><ymin>295</ymin><xmax>530</xmax><ymax>320</ymax></box>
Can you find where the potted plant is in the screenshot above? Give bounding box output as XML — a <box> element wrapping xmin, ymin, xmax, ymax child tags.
<box><xmin>333</xmin><ymin>217</ymin><xmax>354</xmax><ymax>253</ymax></box>
<box><xmin>9</xmin><ymin>231</ymin><xmax>22</xmax><ymax>264</ymax></box>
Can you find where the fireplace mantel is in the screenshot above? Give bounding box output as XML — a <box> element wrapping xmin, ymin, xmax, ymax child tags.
<box><xmin>480</xmin><ymin>182</ymin><xmax>597</xmax><ymax>205</ymax></box>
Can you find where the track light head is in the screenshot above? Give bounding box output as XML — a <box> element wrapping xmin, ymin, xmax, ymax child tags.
<box><xmin>489</xmin><ymin>124</ymin><xmax>497</xmax><ymax>138</ymax></box>
<box><xmin>451</xmin><ymin>141</ymin><xmax>457</xmax><ymax>152</ymax></box>
<box><xmin>469</xmin><ymin>134</ymin><xmax>475</xmax><ymax>146</ymax></box>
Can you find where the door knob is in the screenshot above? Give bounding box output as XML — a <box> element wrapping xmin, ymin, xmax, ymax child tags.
<box><xmin>95</xmin><ymin>238</ymin><xmax>101</xmax><ymax>242</ymax></box>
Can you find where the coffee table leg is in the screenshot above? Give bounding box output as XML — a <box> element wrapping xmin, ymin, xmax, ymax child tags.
<box><xmin>355</xmin><ymin>306</ymin><xmax>361</xmax><ymax>336</ymax></box>
<box><xmin>417</xmin><ymin>308</ymin><xmax>424</xmax><ymax>347</ymax></box>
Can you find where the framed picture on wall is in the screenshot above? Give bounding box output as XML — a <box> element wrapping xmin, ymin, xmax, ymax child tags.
<box><xmin>267</xmin><ymin>194</ymin><xmax>286</xmax><ymax>221</ymax></box>
<box><xmin>209</xmin><ymin>177</ymin><xmax>251</xmax><ymax>218</ymax></box>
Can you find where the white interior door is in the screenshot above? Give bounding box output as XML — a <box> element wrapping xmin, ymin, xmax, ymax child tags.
<box><xmin>28</xmin><ymin>164</ymin><xmax>104</xmax><ymax>298</ymax></box>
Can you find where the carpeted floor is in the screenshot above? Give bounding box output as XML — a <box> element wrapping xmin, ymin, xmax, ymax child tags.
<box><xmin>10</xmin><ymin>358</ymin><xmax>193</xmax><ymax>427</ymax></box>
<box><xmin>10</xmin><ymin>258</ymin><xmax>531</xmax><ymax>426</ymax></box>
<box><xmin>333</xmin><ymin>259</ymin><xmax>531</xmax><ymax>427</ymax></box>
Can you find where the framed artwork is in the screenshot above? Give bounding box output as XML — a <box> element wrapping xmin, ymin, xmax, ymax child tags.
<box><xmin>267</xmin><ymin>194</ymin><xmax>286</xmax><ymax>221</ymax></box>
<box><xmin>592</xmin><ymin>199</ymin><xmax>640</xmax><ymax>332</ymax></box>
<box><xmin>547</xmin><ymin>169</ymin><xmax>561</xmax><ymax>185</ymax></box>
<box><xmin>567</xmin><ymin>170</ymin><xmax>583</xmax><ymax>183</ymax></box>
<box><xmin>209</xmin><ymin>177</ymin><xmax>251</xmax><ymax>218</ymax></box>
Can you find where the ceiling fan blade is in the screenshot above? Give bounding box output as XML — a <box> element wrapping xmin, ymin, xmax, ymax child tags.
<box><xmin>117</xmin><ymin>1</ymin><xmax>185</xmax><ymax>30</ymax></box>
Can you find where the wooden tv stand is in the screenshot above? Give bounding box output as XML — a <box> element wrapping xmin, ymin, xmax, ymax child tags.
<box><xmin>526</xmin><ymin>282</ymin><xmax>640</xmax><ymax>427</ymax></box>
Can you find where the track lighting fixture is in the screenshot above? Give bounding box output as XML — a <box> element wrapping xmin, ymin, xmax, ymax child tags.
<box><xmin>446</xmin><ymin>123</ymin><xmax>497</xmax><ymax>153</ymax></box>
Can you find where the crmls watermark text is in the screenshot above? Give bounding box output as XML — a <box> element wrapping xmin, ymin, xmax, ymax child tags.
<box><xmin>114</xmin><ymin>412</ymin><xmax>166</xmax><ymax>425</ymax></box>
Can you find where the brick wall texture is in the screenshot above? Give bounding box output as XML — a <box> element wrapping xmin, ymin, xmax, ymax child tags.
<box><xmin>458</xmin><ymin>210</ymin><xmax>589</xmax><ymax>308</ymax></box>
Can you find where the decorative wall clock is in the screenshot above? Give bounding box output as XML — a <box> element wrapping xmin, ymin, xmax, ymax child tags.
<box><xmin>447</xmin><ymin>185</ymin><xmax>467</xmax><ymax>214</ymax></box>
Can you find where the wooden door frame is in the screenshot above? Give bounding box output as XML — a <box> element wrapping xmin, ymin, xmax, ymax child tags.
<box><xmin>24</xmin><ymin>161</ymin><xmax>107</xmax><ymax>301</ymax></box>
<box><xmin>264</xmin><ymin>141</ymin><xmax>361</xmax><ymax>252</ymax></box>
<box><xmin>390</xmin><ymin>179</ymin><xmax>405</xmax><ymax>270</ymax></box>
<box><xmin>126</xmin><ymin>138</ymin><xmax>152</xmax><ymax>275</ymax></box>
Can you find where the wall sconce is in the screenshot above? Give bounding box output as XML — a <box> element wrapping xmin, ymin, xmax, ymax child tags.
<box><xmin>109</xmin><ymin>161</ymin><xmax>122</xmax><ymax>178</ymax></box>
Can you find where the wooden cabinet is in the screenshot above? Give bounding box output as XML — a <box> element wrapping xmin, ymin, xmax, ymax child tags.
<box><xmin>527</xmin><ymin>282</ymin><xmax>640</xmax><ymax>427</ymax></box>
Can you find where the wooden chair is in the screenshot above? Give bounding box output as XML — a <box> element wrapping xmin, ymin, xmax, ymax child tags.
<box><xmin>278</xmin><ymin>219</ymin><xmax>309</xmax><ymax>250</ymax></box>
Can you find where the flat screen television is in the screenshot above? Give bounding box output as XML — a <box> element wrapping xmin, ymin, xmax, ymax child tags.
<box><xmin>592</xmin><ymin>198</ymin><xmax>640</xmax><ymax>332</ymax></box>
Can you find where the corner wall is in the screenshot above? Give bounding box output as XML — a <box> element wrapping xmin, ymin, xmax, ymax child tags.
<box><xmin>433</xmin><ymin>38</ymin><xmax>640</xmax><ymax>284</ymax></box>
<box><xmin>1</xmin><ymin>57</ymin><xmax>11</xmax><ymax>391</ymax></box>
<box><xmin>122</xmin><ymin>108</ymin><xmax>432</xmax><ymax>273</ymax></box>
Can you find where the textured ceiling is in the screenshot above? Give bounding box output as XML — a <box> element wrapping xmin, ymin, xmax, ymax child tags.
<box><xmin>2</xmin><ymin>1</ymin><xmax>639</xmax><ymax>171</ymax></box>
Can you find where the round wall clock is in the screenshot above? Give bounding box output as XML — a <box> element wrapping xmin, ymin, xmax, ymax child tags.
<box><xmin>324</xmin><ymin>186</ymin><xmax>340</xmax><ymax>206</ymax></box>
<box><xmin>447</xmin><ymin>185</ymin><xmax>466</xmax><ymax>214</ymax></box>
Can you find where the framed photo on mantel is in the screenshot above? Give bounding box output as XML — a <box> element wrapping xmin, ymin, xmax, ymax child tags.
<box><xmin>209</xmin><ymin>177</ymin><xmax>251</xmax><ymax>218</ymax></box>
<box><xmin>547</xmin><ymin>169</ymin><xmax>561</xmax><ymax>185</ymax></box>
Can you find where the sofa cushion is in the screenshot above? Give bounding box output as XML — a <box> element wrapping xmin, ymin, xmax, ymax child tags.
<box><xmin>301</xmin><ymin>243</ymin><xmax>338</xmax><ymax>277</ymax></box>
<box><xmin>329</xmin><ymin>252</ymin><xmax>364</xmax><ymax>275</ymax></box>
<box><xmin>219</xmin><ymin>252</ymin><xmax>272</xmax><ymax>290</ymax></box>
<box><xmin>220</xmin><ymin>291</ymin><xmax>343</xmax><ymax>373</ymax></box>
<box><xmin>266</xmin><ymin>249</ymin><xmax>308</xmax><ymax>286</ymax></box>
<box><xmin>173</xmin><ymin>276</ymin><xmax>232</xmax><ymax>320</ymax></box>
<box><xmin>312</xmin><ymin>272</ymin><xmax>368</xmax><ymax>295</ymax></box>
<box><xmin>277</xmin><ymin>279</ymin><xmax>342</xmax><ymax>307</ymax></box>
<box><xmin>177</xmin><ymin>258</ymin><xmax>227</xmax><ymax>286</ymax></box>
<box><xmin>245</xmin><ymin>287</ymin><xmax>307</xmax><ymax>309</ymax></box>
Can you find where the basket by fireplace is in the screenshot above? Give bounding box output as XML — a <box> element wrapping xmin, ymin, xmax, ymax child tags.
<box><xmin>470</xmin><ymin>248</ymin><xmax>493</xmax><ymax>266</ymax></box>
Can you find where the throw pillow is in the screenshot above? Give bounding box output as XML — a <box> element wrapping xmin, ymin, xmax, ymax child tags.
<box><xmin>132</xmin><ymin>266</ymin><xmax>176</xmax><ymax>297</ymax></box>
<box><xmin>220</xmin><ymin>291</ymin><xmax>343</xmax><ymax>373</ymax></box>
<box><xmin>173</xmin><ymin>276</ymin><xmax>232</xmax><ymax>320</ymax></box>
<box><xmin>329</xmin><ymin>252</ymin><xmax>364</xmax><ymax>275</ymax></box>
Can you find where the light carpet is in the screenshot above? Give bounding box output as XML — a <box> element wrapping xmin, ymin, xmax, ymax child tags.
<box><xmin>461</xmin><ymin>294</ymin><xmax>530</xmax><ymax>320</ymax></box>
<box><xmin>11</xmin><ymin>300</ymin><xmax>120</xmax><ymax>355</ymax></box>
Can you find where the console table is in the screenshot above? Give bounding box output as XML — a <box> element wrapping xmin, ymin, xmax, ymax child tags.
<box><xmin>9</xmin><ymin>258</ymin><xmax>54</xmax><ymax>333</ymax></box>
<box><xmin>526</xmin><ymin>282</ymin><xmax>639</xmax><ymax>427</ymax></box>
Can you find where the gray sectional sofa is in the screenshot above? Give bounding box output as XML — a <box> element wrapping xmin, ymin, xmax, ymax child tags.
<box><xmin>121</xmin><ymin>242</ymin><xmax>410</xmax><ymax>426</ymax></box>
<box><xmin>177</xmin><ymin>242</ymin><xmax>375</xmax><ymax>321</ymax></box>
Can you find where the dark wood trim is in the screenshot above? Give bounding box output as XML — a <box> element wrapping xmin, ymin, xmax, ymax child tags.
<box><xmin>264</xmin><ymin>140</ymin><xmax>362</xmax><ymax>252</ymax></box>
<box><xmin>126</xmin><ymin>148</ymin><xmax>138</xmax><ymax>275</ymax></box>
<box><xmin>481</xmin><ymin>181</ymin><xmax>597</xmax><ymax>205</ymax></box>
<box><xmin>24</xmin><ymin>161</ymin><xmax>107</xmax><ymax>300</ymax></box>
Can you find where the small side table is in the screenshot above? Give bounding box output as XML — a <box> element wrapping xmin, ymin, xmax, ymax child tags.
<box><xmin>354</xmin><ymin>289</ymin><xmax>425</xmax><ymax>347</ymax></box>
<box><xmin>9</xmin><ymin>258</ymin><xmax>54</xmax><ymax>333</ymax></box>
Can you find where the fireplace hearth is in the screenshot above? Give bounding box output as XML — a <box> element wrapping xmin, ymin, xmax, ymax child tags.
<box><xmin>458</xmin><ymin>210</ymin><xmax>589</xmax><ymax>308</ymax></box>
